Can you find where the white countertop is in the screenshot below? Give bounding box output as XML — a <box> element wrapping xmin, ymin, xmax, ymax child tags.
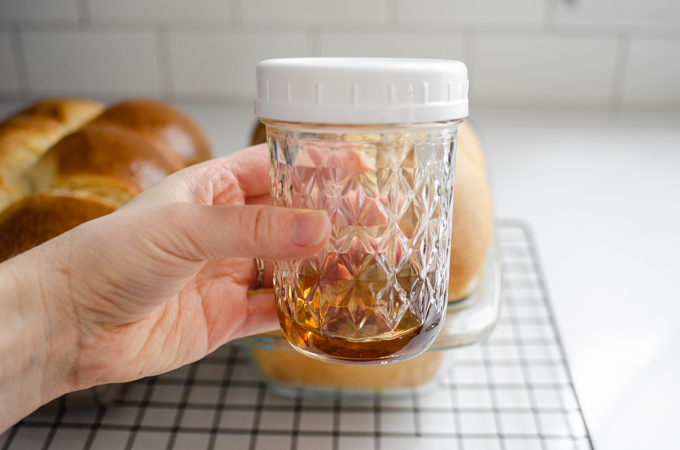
<box><xmin>473</xmin><ymin>108</ymin><xmax>680</xmax><ymax>450</ymax></box>
<box><xmin>2</xmin><ymin>102</ymin><xmax>679</xmax><ymax>449</ymax></box>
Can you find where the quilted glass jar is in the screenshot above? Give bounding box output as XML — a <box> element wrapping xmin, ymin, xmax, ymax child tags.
<box><xmin>236</xmin><ymin>236</ymin><xmax>500</xmax><ymax>398</ymax></box>
<box><xmin>256</xmin><ymin>58</ymin><xmax>469</xmax><ymax>364</ymax></box>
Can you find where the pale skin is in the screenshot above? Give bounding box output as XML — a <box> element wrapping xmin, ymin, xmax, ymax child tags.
<box><xmin>0</xmin><ymin>144</ymin><xmax>331</xmax><ymax>432</ymax></box>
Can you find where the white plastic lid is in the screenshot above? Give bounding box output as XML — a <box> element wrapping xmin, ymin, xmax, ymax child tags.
<box><xmin>254</xmin><ymin>58</ymin><xmax>468</xmax><ymax>124</ymax></box>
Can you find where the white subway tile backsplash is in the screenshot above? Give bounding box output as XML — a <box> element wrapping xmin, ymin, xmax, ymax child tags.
<box><xmin>556</xmin><ymin>0</ymin><xmax>680</xmax><ymax>30</ymax></box>
<box><xmin>622</xmin><ymin>39</ymin><xmax>680</xmax><ymax>105</ymax></box>
<box><xmin>0</xmin><ymin>32</ymin><xmax>18</xmax><ymax>94</ymax></box>
<box><xmin>87</xmin><ymin>0</ymin><xmax>230</xmax><ymax>23</ymax></box>
<box><xmin>319</xmin><ymin>32</ymin><xmax>464</xmax><ymax>60</ymax></box>
<box><xmin>20</xmin><ymin>31</ymin><xmax>160</xmax><ymax>96</ymax></box>
<box><xmin>397</xmin><ymin>0</ymin><xmax>545</xmax><ymax>27</ymax></box>
<box><xmin>167</xmin><ymin>31</ymin><xmax>307</xmax><ymax>100</ymax></box>
<box><xmin>243</xmin><ymin>0</ymin><xmax>387</xmax><ymax>25</ymax></box>
<box><xmin>0</xmin><ymin>0</ymin><xmax>676</xmax><ymax>109</ymax></box>
<box><xmin>0</xmin><ymin>0</ymin><xmax>79</xmax><ymax>21</ymax></box>
<box><xmin>471</xmin><ymin>35</ymin><xmax>619</xmax><ymax>105</ymax></box>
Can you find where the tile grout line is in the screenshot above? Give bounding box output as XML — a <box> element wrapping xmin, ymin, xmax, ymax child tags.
<box><xmin>155</xmin><ymin>23</ymin><xmax>174</xmax><ymax>101</ymax></box>
<box><xmin>610</xmin><ymin>32</ymin><xmax>630</xmax><ymax>110</ymax></box>
<box><xmin>6</xmin><ymin>15</ymin><xmax>680</xmax><ymax>39</ymax></box>
<box><xmin>462</xmin><ymin>29</ymin><xmax>476</xmax><ymax>78</ymax></box>
<box><xmin>229</xmin><ymin>0</ymin><xmax>244</xmax><ymax>30</ymax></box>
<box><xmin>307</xmin><ymin>28</ymin><xmax>320</xmax><ymax>57</ymax></box>
<box><xmin>544</xmin><ymin>0</ymin><xmax>559</xmax><ymax>33</ymax></box>
<box><xmin>8</xmin><ymin>23</ymin><xmax>30</xmax><ymax>100</ymax></box>
<box><xmin>385</xmin><ymin>0</ymin><xmax>399</xmax><ymax>32</ymax></box>
<box><xmin>76</xmin><ymin>0</ymin><xmax>91</xmax><ymax>26</ymax></box>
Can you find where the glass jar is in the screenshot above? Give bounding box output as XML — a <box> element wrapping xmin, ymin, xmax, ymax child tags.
<box><xmin>255</xmin><ymin>58</ymin><xmax>469</xmax><ymax>365</ymax></box>
<box><xmin>235</xmin><ymin>236</ymin><xmax>501</xmax><ymax>398</ymax></box>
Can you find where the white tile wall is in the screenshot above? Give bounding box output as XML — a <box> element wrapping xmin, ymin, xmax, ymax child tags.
<box><xmin>167</xmin><ymin>31</ymin><xmax>307</xmax><ymax>100</ymax></box>
<box><xmin>0</xmin><ymin>31</ymin><xmax>18</xmax><ymax>94</ymax></box>
<box><xmin>242</xmin><ymin>0</ymin><xmax>387</xmax><ymax>25</ymax></box>
<box><xmin>397</xmin><ymin>0</ymin><xmax>546</xmax><ymax>27</ymax></box>
<box><xmin>555</xmin><ymin>0</ymin><xmax>680</xmax><ymax>30</ymax></box>
<box><xmin>319</xmin><ymin>32</ymin><xmax>464</xmax><ymax>59</ymax></box>
<box><xmin>20</xmin><ymin>31</ymin><xmax>160</xmax><ymax>96</ymax></box>
<box><xmin>0</xmin><ymin>0</ymin><xmax>678</xmax><ymax>109</ymax></box>
<box><xmin>472</xmin><ymin>34</ymin><xmax>619</xmax><ymax>106</ymax></box>
<box><xmin>88</xmin><ymin>0</ymin><xmax>231</xmax><ymax>23</ymax></box>
<box><xmin>0</xmin><ymin>0</ymin><xmax>79</xmax><ymax>22</ymax></box>
<box><xmin>622</xmin><ymin>38</ymin><xmax>680</xmax><ymax>105</ymax></box>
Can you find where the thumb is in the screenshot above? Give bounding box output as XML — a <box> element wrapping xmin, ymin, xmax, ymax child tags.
<box><xmin>151</xmin><ymin>203</ymin><xmax>331</xmax><ymax>261</ymax></box>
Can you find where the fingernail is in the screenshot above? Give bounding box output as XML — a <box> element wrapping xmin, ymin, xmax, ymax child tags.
<box><xmin>291</xmin><ymin>210</ymin><xmax>329</xmax><ymax>246</ymax></box>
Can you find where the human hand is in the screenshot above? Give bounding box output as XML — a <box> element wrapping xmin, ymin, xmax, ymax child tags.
<box><xmin>0</xmin><ymin>144</ymin><xmax>330</xmax><ymax>420</ymax></box>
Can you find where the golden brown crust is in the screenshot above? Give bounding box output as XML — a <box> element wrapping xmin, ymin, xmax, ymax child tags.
<box><xmin>0</xmin><ymin>98</ymin><xmax>104</xmax><ymax>163</ymax></box>
<box><xmin>0</xmin><ymin>192</ymin><xmax>115</xmax><ymax>262</ymax></box>
<box><xmin>0</xmin><ymin>171</ymin><xmax>29</xmax><ymax>212</ymax></box>
<box><xmin>30</xmin><ymin>124</ymin><xmax>183</xmax><ymax>207</ymax></box>
<box><xmin>17</xmin><ymin>97</ymin><xmax>104</xmax><ymax>133</ymax></box>
<box><xmin>0</xmin><ymin>98</ymin><xmax>105</xmax><ymax>211</ymax></box>
<box><xmin>0</xmin><ymin>116</ymin><xmax>65</xmax><ymax>211</ymax></box>
<box><xmin>92</xmin><ymin>99</ymin><xmax>212</xmax><ymax>167</ymax></box>
<box><xmin>0</xmin><ymin>115</ymin><xmax>64</xmax><ymax>165</ymax></box>
<box><xmin>456</xmin><ymin>120</ymin><xmax>487</xmax><ymax>172</ymax></box>
<box><xmin>448</xmin><ymin>144</ymin><xmax>495</xmax><ymax>300</ymax></box>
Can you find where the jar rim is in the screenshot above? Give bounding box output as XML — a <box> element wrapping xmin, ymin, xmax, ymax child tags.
<box><xmin>259</xmin><ymin>118</ymin><xmax>463</xmax><ymax>135</ymax></box>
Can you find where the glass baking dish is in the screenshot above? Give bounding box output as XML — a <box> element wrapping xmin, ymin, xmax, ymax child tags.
<box><xmin>234</xmin><ymin>235</ymin><xmax>501</xmax><ymax>399</ymax></box>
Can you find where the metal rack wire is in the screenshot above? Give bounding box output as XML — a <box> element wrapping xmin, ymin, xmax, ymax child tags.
<box><xmin>0</xmin><ymin>222</ymin><xmax>593</xmax><ymax>450</ymax></box>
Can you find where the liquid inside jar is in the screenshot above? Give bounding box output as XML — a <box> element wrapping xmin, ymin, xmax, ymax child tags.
<box><xmin>278</xmin><ymin>301</ymin><xmax>440</xmax><ymax>364</ymax></box>
<box><xmin>269</xmin><ymin>121</ymin><xmax>458</xmax><ymax>365</ymax></box>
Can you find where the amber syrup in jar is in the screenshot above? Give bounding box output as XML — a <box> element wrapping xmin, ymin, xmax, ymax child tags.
<box><xmin>277</xmin><ymin>281</ymin><xmax>443</xmax><ymax>364</ymax></box>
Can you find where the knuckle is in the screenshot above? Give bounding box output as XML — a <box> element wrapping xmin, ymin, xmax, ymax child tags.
<box><xmin>250</xmin><ymin>207</ymin><xmax>270</xmax><ymax>249</ymax></box>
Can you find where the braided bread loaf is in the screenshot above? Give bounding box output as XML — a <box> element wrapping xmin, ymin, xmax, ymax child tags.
<box><xmin>0</xmin><ymin>98</ymin><xmax>212</xmax><ymax>262</ymax></box>
<box><xmin>0</xmin><ymin>98</ymin><xmax>104</xmax><ymax>211</ymax></box>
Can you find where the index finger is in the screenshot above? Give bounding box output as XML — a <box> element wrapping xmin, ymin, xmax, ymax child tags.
<box><xmin>212</xmin><ymin>143</ymin><xmax>271</xmax><ymax>204</ymax></box>
<box><xmin>122</xmin><ymin>143</ymin><xmax>270</xmax><ymax>209</ymax></box>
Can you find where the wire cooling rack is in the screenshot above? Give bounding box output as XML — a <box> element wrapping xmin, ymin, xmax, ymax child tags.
<box><xmin>0</xmin><ymin>222</ymin><xmax>593</xmax><ymax>450</ymax></box>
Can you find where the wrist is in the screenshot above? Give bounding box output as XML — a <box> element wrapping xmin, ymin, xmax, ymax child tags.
<box><xmin>0</xmin><ymin>245</ymin><xmax>81</xmax><ymax>430</ymax></box>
